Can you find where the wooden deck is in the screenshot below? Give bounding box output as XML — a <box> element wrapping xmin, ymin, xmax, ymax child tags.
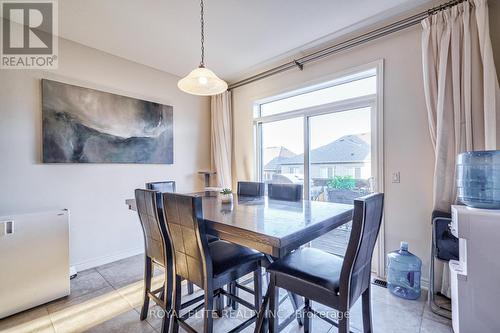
<box><xmin>311</xmin><ymin>221</ymin><xmax>352</xmax><ymax>256</ymax></box>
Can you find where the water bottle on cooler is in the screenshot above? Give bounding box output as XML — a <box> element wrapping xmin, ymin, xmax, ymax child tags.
<box><xmin>387</xmin><ymin>241</ymin><xmax>422</xmax><ymax>300</ymax></box>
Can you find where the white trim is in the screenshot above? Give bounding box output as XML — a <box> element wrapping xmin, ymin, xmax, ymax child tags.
<box><xmin>252</xmin><ymin>60</ymin><xmax>386</xmax><ymax>277</ymax></box>
<box><xmin>254</xmin><ymin>68</ymin><xmax>377</xmax><ymax>106</ymax></box>
<box><xmin>71</xmin><ymin>246</ymin><xmax>144</xmax><ymax>272</ymax></box>
<box><xmin>254</xmin><ymin>95</ymin><xmax>377</xmax><ymax>124</ymax></box>
<box><xmin>249</xmin><ymin>60</ymin><xmax>384</xmax><ymax>109</ymax></box>
<box><xmin>304</xmin><ymin>116</ymin><xmax>310</xmax><ymax>200</ymax></box>
<box><xmin>374</xmin><ymin>60</ymin><xmax>385</xmax><ymax>278</ymax></box>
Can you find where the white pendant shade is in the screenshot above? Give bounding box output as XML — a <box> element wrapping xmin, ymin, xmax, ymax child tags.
<box><xmin>177</xmin><ymin>66</ymin><xmax>228</xmax><ymax>96</ymax></box>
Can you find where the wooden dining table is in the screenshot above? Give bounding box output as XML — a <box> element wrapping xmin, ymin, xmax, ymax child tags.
<box><xmin>126</xmin><ymin>192</ymin><xmax>354</xmax><ymax>331</ymax></box>
<box><xmin>125</xmin><ymin>192</ymin><xmax>354</xmax><ymax>259</ymax></box>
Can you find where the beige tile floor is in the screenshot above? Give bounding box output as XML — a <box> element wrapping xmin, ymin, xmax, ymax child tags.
<box><xmin>0</xmin><ymin>255</ymin><xmax>453</xmax><ymax>333</ymax></box>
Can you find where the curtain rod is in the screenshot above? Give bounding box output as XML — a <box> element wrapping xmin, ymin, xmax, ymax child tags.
<box><xmin>228</xmin><ymin>0</ymin><xmax>466</xmax><ymax>90</ymax></box>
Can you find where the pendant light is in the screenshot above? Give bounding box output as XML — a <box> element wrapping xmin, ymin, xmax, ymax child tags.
<box><xmin>178</xmin><ymin>0</ymin><xmax>227</xmax><ymax>96</ymax></box>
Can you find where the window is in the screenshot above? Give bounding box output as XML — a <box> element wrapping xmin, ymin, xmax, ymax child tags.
<box><xmin>320</xmin><ymin>167</ymin><xmax>329</xmax><ymax>179</ymax></box>
<box><xmin>260</xmin><ymin>117</ymin><xmax>303</xmax><ymax>185</ymax></box>
<box><xmin>259</xmin><ymin>69</ymin><xmax>376</xmax><ymax>117</ymax></box>
<box><xmin>255</xmin><ymin>66</ymin><xmax>381</xmax><ymax>256</ymax></box>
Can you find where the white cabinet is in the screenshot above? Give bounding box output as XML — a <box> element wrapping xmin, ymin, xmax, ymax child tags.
<box><xmin>450</xmin><ymin>205</ymin><xmax>500</xmax><ymax>333</ymax></box>
<box><xmin>0</xmin><ymin>210</ymin><xmax>70</xmax><ymax>319</ymax></box>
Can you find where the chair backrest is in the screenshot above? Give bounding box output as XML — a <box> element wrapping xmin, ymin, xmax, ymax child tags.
<box><xmin>162</xmin><ymin>192</ymin><xmax>211</xmax><ymax>288</ymax></box>
<box><xmin>340</xmin><ymin>193</ymin><xmax>384</xmax><ymax>305</ymax></box>
<box><xmin>237</xmin><ymin>181</ymin><xmax>265</xmax><ymax>197</ymax></box>
<box><xmin>134</xmin><ymin>189</ymin><xmax>170</xmax><ymax>267</ymax></box>
<box><xmin>146</xmin><ymin>181</ymin><xmax>176</xmax><ymax>209</ymax></box>
<box><xmin>146</xmin><ymin>181</ymin><xmax>176</xmax><ymax>193</ymax></box>
<box><xmin>268</xmin><ymin>183</ymin><xmax>303</xmax><ymax>201</ymax></box>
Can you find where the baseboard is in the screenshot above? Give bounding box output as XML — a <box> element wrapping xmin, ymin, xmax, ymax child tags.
<box><xmin>372</xmin><ymin>274</ymin><xmax>430</xmax><ymax>291</ymax></box>
<box><xmin>71</xmin><ymin>246</ymin><xmax>144</xmax><ymax>272</ymax></box>
<box><xmin>421</xmin><ymin>277</ymin><xmax>429</xmax><ymax>291</ymax></box>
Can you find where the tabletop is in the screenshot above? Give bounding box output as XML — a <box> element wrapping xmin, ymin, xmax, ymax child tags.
<box><xmin>126</xmin><ymin>193</ymin><xmax>353</xmax><ymax>258</ymax></box>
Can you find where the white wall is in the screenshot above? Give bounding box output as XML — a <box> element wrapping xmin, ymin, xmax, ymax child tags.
<box><xmin>231</xmin><ymin>5</ymin><xmax>500</xmax><ymax>283</ymax></box>
<box><xmin>0</xmin><ymin>37</ymin><xmax>211</xmax><ymax>271</ymax></box>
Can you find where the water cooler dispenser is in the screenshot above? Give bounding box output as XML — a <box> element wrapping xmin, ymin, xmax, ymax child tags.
<box><xmin>450</xmin><ymin>205</ymin><xmax>500</xmax><ymax>333</ymax></box>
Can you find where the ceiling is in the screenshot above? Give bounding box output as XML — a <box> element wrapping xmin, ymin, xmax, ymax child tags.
<box><xmin>58</xmin><ymin>0</ymin><xmax>434</xmax><ymax>82</ymax></box>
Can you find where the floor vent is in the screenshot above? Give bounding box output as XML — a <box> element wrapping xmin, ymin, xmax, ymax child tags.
<box><xmin>372</xmin><ymin>278</ymin><xmax>387</xmax><ymax>288</ymax></box>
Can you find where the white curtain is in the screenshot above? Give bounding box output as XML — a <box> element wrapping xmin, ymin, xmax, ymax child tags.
<box><xmin>210</xmin><ymin>91</ymin><xmax>233</xmax><ymax>188</ymax></box>
<box><xmin>422</xmin><ymin>0</ymin><xmax>500</xmax><ymax>296</ymax></box>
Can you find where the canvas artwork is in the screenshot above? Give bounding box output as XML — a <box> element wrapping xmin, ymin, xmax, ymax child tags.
<box><xmin>42</xmin><ymin>79</ymin><xmax>173</xmax><ymax>164</ymax></box>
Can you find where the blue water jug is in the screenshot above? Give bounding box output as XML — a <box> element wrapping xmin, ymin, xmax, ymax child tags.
<box><xmin>456</xmin><ymin>150</ymin><xmax>500</xmax><ymax>209</ymax></box>
<box><xmin>387</xmin><ymin>242</ymin><xmax>422</xmax><ymax>300</ymax></box>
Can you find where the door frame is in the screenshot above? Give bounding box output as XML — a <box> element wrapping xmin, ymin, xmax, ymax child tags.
<box><xmin>253</xmin><ymin>60</ymin><xmax>385</xmax><ymax>277</ymax></box>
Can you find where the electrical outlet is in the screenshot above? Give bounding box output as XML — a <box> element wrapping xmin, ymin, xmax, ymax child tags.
<box><xmin>392</xmin><ymin>172</ymin><xmax>400</xmax><ymax>183</ymax></box>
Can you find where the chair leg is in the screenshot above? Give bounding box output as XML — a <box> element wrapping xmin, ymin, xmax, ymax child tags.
<box><xmin>187</xmin><ymin>281</ymin><xmax>195</xmax><ymax>295</ymax></box>
<box><xmin>226</xmin><ymin>283</ymin><xmax>234</xmax><ymax>308</ymax></box>
<box><xmin>204</xmin><ymin>288</ymin><xmax>214</xmax><ymax>333</ymax></box>
<box><xmin>169</xmin><ymin>275</ymin><xmax>182</xmax><ymax>333</ymax></box>
<box><xmin>268</xmin><ymin>274</ymin><xmax>279</xmax><ymax>333</ymax></box>
<box><xmin>161</xmin><ymin>270</ymin><xmax>173</xmax><ymax>333</ymax></box>
<box><xmin>231</xmin><ymin>282</ymin><xmax>239</xmax><ymax>310</ymax></box>
<box><xmin>254</xmin><ymin>266</ymin><xmax>262</xmax><ymax>312</ymax></box>
<box><xmin>362</xmin><ymin>287</ymin><xmax>373</xmax><ymax>333</ymax></box>
<box><xmin>140</xmin><ymin>256</ymin><xmax>153</xmax><ymax>320</ymax></box>
<box><xmin>216</xmin><ymin>289</ymin><xmax>223</xmax><ymax>317</ymax></box>
<box><xmin>288</xmin><ymin>292</ymin><xmax>303</xmax><ymax>326</ymax></box>
<box><xmin>254</xmin><ymin>284</ymin><xmax>271</xmax><ymax>333</ymax></box>
<box><xmin>338</xmin><ymin>307</ymin><xmax>350</xmax><ymax>333</ymax></box>
<box><xmin>303</xmin><ymin>298</ymin><xmax>311</xmax><ymax>333</ymax></box>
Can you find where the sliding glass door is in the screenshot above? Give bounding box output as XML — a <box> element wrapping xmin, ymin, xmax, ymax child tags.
<box><xmin>308</xmin><ymin>107</ymin><xmax>373</xmax><ymax>256</ymax></box>
<box><xmin>254</xmin><ymin>65</ymin><xmax>383</xmax><ymax>268</ymax></box>
<box><xmin>260</xmin><ymin>117</ymin><xmax>304</xmax><ymax>188</ymax></box>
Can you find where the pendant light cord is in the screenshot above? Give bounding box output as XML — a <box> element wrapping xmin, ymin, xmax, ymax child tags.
<box><xmin>200</xmin><ymin>0</ymin><xmax>205</xmax><ymax>67</ymax></box>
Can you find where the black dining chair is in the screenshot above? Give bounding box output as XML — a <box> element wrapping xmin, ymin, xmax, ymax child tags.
<box><xmin>238</xmin><ymin>181</ymin><xmax>265</xmax><ymax>197</ymax></box>
<box><xmin>267</xmin><ymin>183</ymin><xmax>303</xmax><ymax>202</ymax></box>
<box><xmin>135</xmin><ymin>189</ymin><xmax>206</xmax><ymax>333</ymax></box>
<box><xmin>255</xmin><ymin>193</ymin><xmax>384</xmax><ymax>333</ymax></box>
<box><xmin>146</xmin><ymin>180</ymin><xmax>176</xmax><ymax>193</ymax></box>
<box><xmin>163</xmin><ymin>192</ymin><xmax>264</xmax><ymax>333</ymax></box>
<box><xmin>146</xmin><ymin>180</ymin><xmax>218</xmax><ymax>296</ymax></box>
<box><xmin>147</xmin><ymin>182</ymin><xmax>220</xmax><ymax>277</ymax></box>
<box><xmin>233</xmin><ymin>181</ymin><xmax>266</xmax><ymax>308</ymax></box>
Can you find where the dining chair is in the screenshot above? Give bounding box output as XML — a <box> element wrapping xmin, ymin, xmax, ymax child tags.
<box><xmin>254</xmin><ymin>193</ymin><xmax>384</xmax><ymax>333</ymax></box>
<box><xmin>238</xmin><ymin>181</ymin><xmax>265</xmax><ymax>197</ymax></box>
<box><xmin>162</xmin><ymin>192</ymin><xmax>264</xmax><ymax>333</ymax></box>
<box><xmin>135</xmin><ymin>189</ymin><xmax>205</xmax><ymax>333</ymax></box>
<box><xmin>146</xmin><ymin>180</ymin><xmax>208</xmax><ymax>296</ymax></box>
<box><xmin>146</xmin><ymin>180</ymin><xmax>221</xmax><ymax>296</ymax></box>
<box><xmin>267</xmin><ymin>183</ymin><xmax>303</xmax><ymax>202</ymax></box>
<box><xmin>146</xmin><ymin>180</ymin><xmax>176</xmax><ymax>194</ymax></box>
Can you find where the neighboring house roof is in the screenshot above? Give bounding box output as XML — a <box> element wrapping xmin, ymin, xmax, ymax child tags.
<box><xmin>264</xmin><ymin>133</ymin><xmax>370</xmax><ymax>170</ymax></box>
<box><xmin>263</xmin><ymin>147</ymin><xmax>296</xmax><ymax>171</ymax></box>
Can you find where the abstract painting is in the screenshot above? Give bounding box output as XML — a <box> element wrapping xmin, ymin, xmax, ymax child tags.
<box><xmin>42</xmin><ymin>79</ymin><xmax>173</xmax><ymax>164</ymax></box>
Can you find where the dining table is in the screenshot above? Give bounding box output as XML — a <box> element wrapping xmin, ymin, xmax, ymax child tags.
<box><xmin>125</xmin><ymin>191</ymin><xmax>354</xmax><ymax>331</ymax></box>
<box><xmin>125</xmin><ymin>192</ymin><xmax>353</xmax><ymax>259</ymax></box>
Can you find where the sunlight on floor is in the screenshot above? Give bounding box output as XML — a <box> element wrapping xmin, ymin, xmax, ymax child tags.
<box><xmin>1</xmin><ymin>276</ymin><xmax>165</xmax><ymax>333</ymax></box>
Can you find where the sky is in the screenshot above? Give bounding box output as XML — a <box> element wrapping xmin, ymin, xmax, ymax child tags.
<box><xmin>260</xmin><ymin>72</ymin><xmax>375</xmax><ymax>165</ymax></box>
<box><xmin>262</xmin><ymin>107</ymin><xmax>371</xmax><ymax>165</ymax></box>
